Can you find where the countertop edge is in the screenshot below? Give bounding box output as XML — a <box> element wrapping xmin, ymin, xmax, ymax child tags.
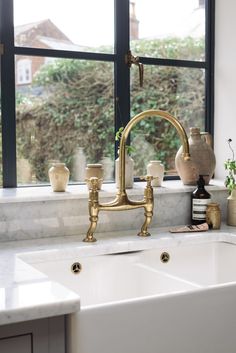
<box><xmin>0</xmin><ymin>296</ymin><xmax>80</xmax><ymax>326</ymax></box>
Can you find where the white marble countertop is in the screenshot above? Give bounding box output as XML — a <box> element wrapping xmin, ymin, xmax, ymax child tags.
<box><xmin>1</xmin><ymin>223</ymin><xmax>236</xmax><ymax>326</ymax></box>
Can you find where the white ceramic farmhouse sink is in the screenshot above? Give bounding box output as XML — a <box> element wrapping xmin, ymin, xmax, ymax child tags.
<box><xmin>27</xmin><ymin>250</ymin><xmax>197</xmax><ymax>308</ymax></box>
<box><xmin>20</xmin><ymin>239</ymin><xmax>236</xmax><ymax>353</ymax></box>
<box><xmin>139</xmin><ymin>241</ymin><xmax>236</xmax><ymax>286</ymax></box>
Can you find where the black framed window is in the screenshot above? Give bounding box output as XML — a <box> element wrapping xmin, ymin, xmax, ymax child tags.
<box><xmin>0</xmin><ymin>0</ymin><xmax>214</xmax><ymax>187</ymax></box>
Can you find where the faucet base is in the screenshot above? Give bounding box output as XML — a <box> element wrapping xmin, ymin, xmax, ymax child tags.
<box><xmin>137</xmin><ymin>231</ymin><xmax>151</xmax><ymax>237</ymax></box>
<box><xmin>83</xmin><ymin>236</ymin><xmax>97</xmax><ymax>243</ymax></box>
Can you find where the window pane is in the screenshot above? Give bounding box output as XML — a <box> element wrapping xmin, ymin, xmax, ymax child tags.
<box><xmin>130</xmin><ymin>66</ymin><xmax>205</xmax><ymax>176</ymax></box>
<box><xmin>14</xmin><ymin>0</ymin><xmax>114</xmax><ymax>54</ymax></box>
<box><xmin>0</xmin><ymin>94</ymin><xmax>2</xmax><ymax>187</ymax></box>
<box><xmin>16</xmin><ymin>56</ymin><xmax>114</xmax><ymax>185</ymax></box>
<box><xmin>0</xmin><ymin>49</ymin><xmax>2</xmax><ymax>186</ymax></box>
<box><xmin>130</xmin><ymin>0</ymin><xmax>205</xmax><ymax>60</ymax></box>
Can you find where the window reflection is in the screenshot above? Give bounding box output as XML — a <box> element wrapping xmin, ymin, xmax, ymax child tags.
<box><xmin>14</xmin><ymin>0</ymin><xmax>114</xmax><ymax>53</ymax></box>
<box><xmin>130</xmin><ymin>0</ymin><xmax>205</xmax><ymax>60</ymax></box>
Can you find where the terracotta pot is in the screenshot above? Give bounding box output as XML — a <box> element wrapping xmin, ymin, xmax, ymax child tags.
<box><xmin>175</xmin><ymin>127</ymin><xmax>216</xmax><ymax>185</ymax></box>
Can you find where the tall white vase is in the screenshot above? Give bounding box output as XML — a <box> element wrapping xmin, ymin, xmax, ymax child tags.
<box><xmin>101</xmin><ymin>156</ymin><xmax>114</xmax><ymax>181</ymax></box>
<box><xmin>227</xmin><ymin>189</ymin><xmax>236</xmax><ymax>226</ymax></box>
<box><xmin>147</xmin><ymin>160</ymin><xmax>164</xmax><ymax>187</ymax></box>
<box><xmin>73</xmin><ymin>147</ymin><xmax>86</xmax><ymax>182</ymax></box>
<box><xmin>115</xmin><ymin>150</ymin><xmax>134</xmax><ymax>189</ymax></box>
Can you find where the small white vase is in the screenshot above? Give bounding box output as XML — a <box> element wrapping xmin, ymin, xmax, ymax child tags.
<box><xmin>147</xmin><ymin>160</ymin><xmax>164</xmax><ymax>187</ymax></box>
<box><xmin>227</xmin><ymin>189</ymin><xmax>236</xmax><ymax>226</ymax></box>
<box><xmin>115</xmin><ymin>150</ymin><xmax>134</xmax><ymax>189</ymax></box>
<box><xmin>48</xmin><ymin>163</ymin><xmax>70</xmax><ymax>192</ymax></box>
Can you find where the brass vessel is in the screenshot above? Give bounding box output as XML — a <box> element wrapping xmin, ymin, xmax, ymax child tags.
<box><xmin>206</xmin><ymin>203</ymin><xmax>221</xmax><ymax>229</ymax></box>
<box><xmin>83</xmin><ymin>109</ymin><xmax>190</xmax><ymax>242</ymax></box>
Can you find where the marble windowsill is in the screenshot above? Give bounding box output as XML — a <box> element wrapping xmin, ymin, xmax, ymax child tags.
<box><xmin>0</xmin><ymin>179</ymin><xmax>229</xmax><ymax>243</ymax></box>
<box><xmin>0</xmin><ymin>179</ymin><xmax>227</xmax><ymax>203</ymax></box>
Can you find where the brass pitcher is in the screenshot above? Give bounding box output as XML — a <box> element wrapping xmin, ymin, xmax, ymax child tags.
<box><xmin>175</xmin><ymin>127</ymin><xmax>216</xmax><ymax>185</ymax></box>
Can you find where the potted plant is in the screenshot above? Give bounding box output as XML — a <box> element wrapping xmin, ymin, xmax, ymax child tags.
<box><xmin>225</xmin><ymin>138</ymin><xmax>236</xmax><ymax>192</ymax></box>
<box><xmin>224</xmin><ymin>138</ymin><xmax>236</xmax><ymax>226</ymax></box>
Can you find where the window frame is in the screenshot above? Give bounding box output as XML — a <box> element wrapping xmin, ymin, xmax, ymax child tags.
<box><xmin>0</xmin><ymin>0</ymin><xmax>215</xmax><ymax>188</ymax></box>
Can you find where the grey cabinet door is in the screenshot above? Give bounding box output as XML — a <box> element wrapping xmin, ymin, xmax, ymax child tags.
<box><xmin>0</xmin><ymin>316</ymin><xmax>65</xmax><ymax>353</ymax></box>
<box><xmin>0</xmin><ymin>334</ymin><xmax>32</xmax><ymax>353</ymax></box>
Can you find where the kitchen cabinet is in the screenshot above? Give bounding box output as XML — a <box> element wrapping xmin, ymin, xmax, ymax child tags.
<box><xmin>0</xmin><ymin>316</ymin><xmax>65</xmax><ymax>353</ymax></box>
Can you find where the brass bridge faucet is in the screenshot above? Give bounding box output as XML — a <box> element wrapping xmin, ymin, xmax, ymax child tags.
<box><xmin>83</xmin><ymin>109</ymin><xmax>190</xmax><ymax>243</ymax></box>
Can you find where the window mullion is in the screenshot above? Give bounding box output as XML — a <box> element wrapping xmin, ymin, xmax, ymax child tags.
<box><xmin>1</xmin><ymin>0</ymin><xmax>17</xmax><ymax>187</ymax></box>
<box><xmin>114</xmin><ymin>0</ymin><xmax>130</xmax><ymax>155</ymax></box>
<box><xmin>205</xmin><ymin>0</ymin><xmax>215</xmax><ymax>135</ymax></box>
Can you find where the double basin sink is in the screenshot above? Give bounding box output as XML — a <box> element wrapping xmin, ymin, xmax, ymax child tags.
<box><xmin>20</xmin><ymin>235</ymin><xmax>236</xmax><ymax>353</ymax></box>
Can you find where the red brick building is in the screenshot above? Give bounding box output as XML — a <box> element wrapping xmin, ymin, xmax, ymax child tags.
<box><xmin>15</xmin><ymin>19</ymin><xmax>85</xmax><ymax>87</ymax></box>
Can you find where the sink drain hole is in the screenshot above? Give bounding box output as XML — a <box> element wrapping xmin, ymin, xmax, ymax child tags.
<box><xmin>160</xmin><ymin>252</ymin><xmax>170</xmax><ymax>263</ymax></box>
<box><xmin>71</xmin><ymin>262</ymin><xmax>82</xmax><ymax>274</ymax></box>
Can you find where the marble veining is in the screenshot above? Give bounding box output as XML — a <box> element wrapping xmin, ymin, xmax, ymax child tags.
<box><xmin>0</xmin><ymin>180</ymin><xmax>228</xmax><ymax>242</ymax></box>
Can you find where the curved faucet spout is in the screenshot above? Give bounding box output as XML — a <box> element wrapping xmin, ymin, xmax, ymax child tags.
<box><xmin>118</xmin><ymin>109</ymin><xmax>190</xmax><ymax>194</ymax></box>
<box><xmin>83</xmin><ymin>109</ymin><xmax>190</xmax><ymax>243</ymax></box>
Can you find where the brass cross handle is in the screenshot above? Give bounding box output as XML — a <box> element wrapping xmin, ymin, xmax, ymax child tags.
<box><xmin>125</xmin><ymin>50</ymin><xmax>144</xmax><ymax>87</ymax></box>
<box><xmin>140</xmin><ymin>175</ymin><xmax>159</xmax><ymax>187</ymax></box>
<box><xmin>85</xmin><ymin>177</ymin><xmax>102</xmax><ymax>191</ymax></box>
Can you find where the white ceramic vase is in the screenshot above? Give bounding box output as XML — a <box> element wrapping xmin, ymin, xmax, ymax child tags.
<box><xmin>147</xmin><ymin>160</ymin><xmax>164</xmax><ymax>187</ymax></box>
<box><xmin>115</xmin><ymin>150</ymin><xmax>134</xmax><ymax>189</ymax></box>
<box><xmin>73</xmin><ymin>147</ymin><xmax>86</xmax><ymax>182</ymax></box>
<box><xmin>101</xmin><ymin>156</ymin><xmax>114</xmax><ymax>180</ymax></box>
<box><xmin>48</xmin><ymin>163</ymin><xmax>70</xmax><ymax>192</ymax></box>
<box><xmin>227</xmin><ymin>189</ymin><xmax>236</xmax><ymax>226</ymax></box>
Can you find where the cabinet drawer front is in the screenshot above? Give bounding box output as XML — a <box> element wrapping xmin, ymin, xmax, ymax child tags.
<box><xmin>0</xmin><ymin>334</ymin><xmax>32</xmax><ymax>353</ymax></box>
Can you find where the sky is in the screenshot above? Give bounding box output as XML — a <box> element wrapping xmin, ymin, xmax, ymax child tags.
<box><xmin>14</xmin><ymin>0</ymin><xmax>201</xmax><ymax>47</ymax></box>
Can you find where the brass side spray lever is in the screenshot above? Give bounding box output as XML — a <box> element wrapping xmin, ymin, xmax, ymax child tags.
<box><xmin>125</xmin><ymin>50</ymin><xmax>144</xmax><ymax>87</ymax></box>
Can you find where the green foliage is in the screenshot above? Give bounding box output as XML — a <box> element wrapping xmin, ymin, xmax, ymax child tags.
<box><xmin>115</xmin><ymin>127</ymin><xmax>135</xmax><ymax>155</ymax></box>
<box><xmin>16</xmin><ymin>37</ymin><xmax>205</xmax><ymax>181</ymax></box>
<box><xmin>130</xmin><ymin>36</ymin><xmax>204</xmax><ymax>61</ymax></box>
<box><xmin>224</xmin><ymin>139</ymin><xmax>236</xmax><ymax>193</ymax></box>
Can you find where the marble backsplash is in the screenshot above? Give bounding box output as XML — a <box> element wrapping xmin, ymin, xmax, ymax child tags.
<box><xmin>0</xmin><ymin>180</ymin><xmax>228</xmax><ymax>242</ymax></box>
